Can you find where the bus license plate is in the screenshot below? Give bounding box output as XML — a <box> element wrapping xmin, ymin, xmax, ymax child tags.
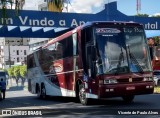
<box><xmin>126</xmin><ymin>86</ymin><xmax>135</xmax><ymax>90</ymax></box>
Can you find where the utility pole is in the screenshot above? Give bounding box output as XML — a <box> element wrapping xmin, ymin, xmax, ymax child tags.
<box><xmin>7</xmin><ymin>40</ymin><xmax>12</xmax><ymax>86</ymax></box>
<box><xmin>136</xmin><ymin>0</ymin><xmax>141</xmax><ymax>15</ymax></box>
<box><xmin>8</xmin><ymin>40</ymin><xmax>11</xmax><ymax>68</ymax></box>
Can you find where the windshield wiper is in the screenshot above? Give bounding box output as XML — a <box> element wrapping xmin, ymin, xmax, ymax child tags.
<box><xmin>127</xmin><ymin>45</ymin><xmax>144</xmax><ymax>74</ymax></box>
<box><xmin>115</xmin><ymin>48</ymin><xmax>124</xmax><ymax>75</ymax></box>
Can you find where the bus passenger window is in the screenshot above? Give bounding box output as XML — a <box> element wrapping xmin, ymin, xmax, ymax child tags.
<box><xmin>56</xmin><ymin>43</ymin><xmax>63</xmax><ymax>59</ymax></box>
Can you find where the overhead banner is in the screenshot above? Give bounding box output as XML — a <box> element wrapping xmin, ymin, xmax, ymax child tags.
<box><xmin>0</xmin><ymin>2</ymin><xmax>159</xmax><ymax>38</ymax></box>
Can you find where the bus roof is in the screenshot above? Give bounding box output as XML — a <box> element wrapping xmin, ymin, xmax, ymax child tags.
<box><xmin>42</xmin><ymin>21</ymin><xmax>143</xmax><ymax>49</ymax></box>
<box><xmin>42</xmin><ymin>26</ymin><xmax>82</xmax><ymax>48</ymax></box>
<box><xmin>81</xmin><ymin>21</ymin><xmax>143</xmax><ymax>28</ymax></box>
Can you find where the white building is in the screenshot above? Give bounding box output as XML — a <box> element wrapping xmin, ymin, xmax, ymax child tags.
<box><xmin>0</xmin><ymin>38</ymin><xmax>29</xmax><ymax>69</ymax></box>
<box><xmin>29</xmin><ymin>38</ymin><xmax>48</xmax><ymax>52</ymax></box>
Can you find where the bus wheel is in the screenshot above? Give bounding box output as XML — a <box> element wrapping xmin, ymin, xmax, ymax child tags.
<box><xmin>37</xmin><ymin>85</ymin><xmax>41</xmax><ymax>98</ymax></box>
<box><xmin>122</xmin><ymin>95</ymin><xmax>134</xmax><ymax>103</ymax></box>
<box><xmin>0</xmin><ymin>93</ymin><xmax>2</xmax><ymax>101</ymax></box>
<box><xmin>79</xmin><ymin>84</ymin><xmax>89</xmax><ymax>105</ymax></box>
<box><xmin>41</xmin><ymin>84</ymin><xmax>46</xmax><ymax>99</ymax></box>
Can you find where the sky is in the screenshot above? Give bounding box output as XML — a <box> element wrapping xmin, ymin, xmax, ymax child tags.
<box><xmin>23</xmin><ymin>0</ymin><xmax>160</xmax><ymax>16</ymax></box>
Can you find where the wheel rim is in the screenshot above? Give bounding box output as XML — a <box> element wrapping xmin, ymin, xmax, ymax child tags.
<box><xmin>41</xmin><ymin>86</ymin><xmax>46</xmax><ymax>98</ymax></box>
<box><xmin>79</xmin><ymin>87</ymin><xmax>86</xmax><ymax>102</ymax></box>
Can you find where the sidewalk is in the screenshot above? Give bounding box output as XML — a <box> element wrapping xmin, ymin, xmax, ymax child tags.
<box><xmin>7</xmin><ymin>79</ymin><xmax>28</xmax><ymax>91</ymax></box>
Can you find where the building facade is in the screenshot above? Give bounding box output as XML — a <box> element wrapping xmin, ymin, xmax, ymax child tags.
<box><xmin>0</xmin><ymin>38</ymin><xmax>29</xmax><ymax>69</ymax></box>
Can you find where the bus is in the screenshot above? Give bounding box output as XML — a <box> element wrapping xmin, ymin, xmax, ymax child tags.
<box><xmin>27</xmin><ymin>21</ymin><xmax>154</xmax><ymax>105</ymax></box>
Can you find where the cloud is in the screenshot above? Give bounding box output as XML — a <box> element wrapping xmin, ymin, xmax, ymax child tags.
<box><xmin>153</xmin><ymin>13</ymin><xmax>160</xmax><ymax>16</ymax></box>
<box><xmin>23</xmin><ymin>0</ymin><xmax>38</xmax><ymax>10</ymax></box>
<box><xmin>23</xmin><ymin>0</ymin><xmax>117</xmax><ymax>13</ymax></box>
<box><xmin>63</xmin><ymin>0</ymin><xmax>117</xmax><ymax>13</ymax></box>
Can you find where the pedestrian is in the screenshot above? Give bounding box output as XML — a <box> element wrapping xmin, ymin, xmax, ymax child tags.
<box><xmin>0</xmin><ymin>78</ymin><xmax>6</xmax><ymax>99</ymax></box>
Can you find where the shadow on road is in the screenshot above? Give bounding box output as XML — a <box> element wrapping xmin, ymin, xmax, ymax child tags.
<box><xmin>7</xmin><ymin>86</ymin><xmax>25</xmax><ymax>91</ymax></box>
<box><xmin>0</xmin><ymin>94</ymin><xmax>158</xmax><ymax>110</ymax></box>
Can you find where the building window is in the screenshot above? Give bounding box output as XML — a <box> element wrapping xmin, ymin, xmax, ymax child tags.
<box><xmin>24</xmin><ymin>50</ymin><xmax>26</xmax><ymax>55</ymax></box>
<box><xmin>17</xmin><ymin>57</ymin><xmax>19</xmax><ymax>62</ymax></box>
<box><xmin>17</xmin><ymin>50</ymin><xmax>19</xmax><ymax>55</ymax></box>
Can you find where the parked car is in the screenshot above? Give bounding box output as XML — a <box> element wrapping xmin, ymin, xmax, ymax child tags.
<box><xmin>153</xmin><ymin>70</ymin><xmax>160</xmax><ymax>86</ymax></box>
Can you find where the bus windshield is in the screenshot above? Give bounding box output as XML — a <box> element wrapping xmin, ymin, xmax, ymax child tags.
<box><xmin>95</xmin><ymin>26</ymin><xmax>152</xmax><ymax>75</ymax></box>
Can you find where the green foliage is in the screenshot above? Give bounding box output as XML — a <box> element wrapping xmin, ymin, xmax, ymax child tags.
<box><xmin>13</xmin><ymin>66</ymin><xmax>20</xmax><ymax>79</ymax></box>
<box><xmin>20</xmin><ymin>65</ymin><xmax>27</xmax><ymax>78</ymax></box>
<box><xmin>51</xmin><ymin>0</ymin><xmax>63</xmax><ymax>9</ymax></box>
<box><xmin>154</xmin><ymin>86</ymin><xmax>160</xmax><ymax>93</ymax></box>
<box><xmin>153</xmin><ymin>36</ymin><xmax>159</xmax><ymax>45</ymax></box>
<box><xmin>7</xmin><ymin>67</ymin><xmax>14</xmax><ymax>77</ymax></box>
<box><xmin>153</xmin><ymin>15</ymin><xmax>160</xmax><ymax>17</ymax></box>
<box><xmin>7</xmin><ymin>65</ymin><xmax>27</xmax><ymax>78</ymax></box>
<box><xmin>135</xmin><ymin>13</ymin><xmax>149</xmax><ymax>17</ymax></box>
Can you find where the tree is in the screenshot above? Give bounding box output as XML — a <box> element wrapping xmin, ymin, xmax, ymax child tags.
<box><xmin>7</xmin><ymin>67</ymin><xmax>14</xmax><ymax>77</ymax></box>
<box><xmin>0</xmin><ymin>0</ymin><xmax>25</xmax><ymax>23</ymax></box>
<box><xmin>135</xmin><ymin>13</ymin><xmax>149</xmax><ymax>17</ymax></box>
<box><xmin>47</xmin><ymin>0</ymin><xmax>70</xmax><ymax>12</ymax></box>
<box><xmin>13</xmin><ymin>66</ymin><xmax>20</xmax><ymax>86</ymax></box>
<box><xmin>7</xmin><ymin>66</ymin><xmax>15</xmax><ymax>86</ymax></box>
<box><xmin>50</xmin><ymin>0</ymin><xmax>63</xmax><ymax>9</ymax></box>
<box><xmin>19</xmin><ymin>65</ymin><xmax>27</xmax><ymax>86</ymax></box>
<box><xmin>153</xmin><ymin>36</ymin><xmax>159</xmax><ymax>46</ymax></box>
<box><xmin>153</xmin><ymin>15</ymin><xmax>160</xmax><ymax>17</ymax></box>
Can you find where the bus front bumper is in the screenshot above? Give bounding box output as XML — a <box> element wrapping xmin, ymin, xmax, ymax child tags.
<box><xmin>98</xmin><ymin>82</ymin><xmax>154</xmax><ymax>98</ymax></box>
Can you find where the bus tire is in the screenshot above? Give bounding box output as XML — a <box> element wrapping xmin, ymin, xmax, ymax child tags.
<box><xmin>122</xmin><ymin>95</ymin><xmax>134</xmax><ymax>103</ymax></box>
<box><xmin>41</xmin><ymin>84</ymin><xmax>46</xmax><ymax>99</ymax></box>
<box><xmin>0</xmin><ymin>92</ymin><xmax>2</xmax><ymax>101</ymax></box>
<box><xmin>79</xmin><ymin>84</ymin><xmax>90</xmax><ymax>105</ymax></box>
<box><xmin>37</xmin><ymin>84</ymin><xmax>41</xmax><ymax>98</ymax></box>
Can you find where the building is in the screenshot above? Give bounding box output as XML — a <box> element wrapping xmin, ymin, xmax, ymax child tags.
<box><xmin>38</xmin><ymin>2</ymin><xmax>47</xmax><ymax>11</ymax></box>
<box><xmin>0</xmin><ymin>38</ymin><xmax>29</xmax><ymax>69</ymax></box>
<box><xmin>29</xmin><ymin>38</ymin><xmax>48</xmax><ymax>51</ymax></box>
<box><xmin>0</xmin><ymin>0</ymin><xmax>27</xmax><ymax>69</ymax></box>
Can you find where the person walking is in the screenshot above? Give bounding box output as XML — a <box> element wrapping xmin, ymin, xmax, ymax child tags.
<box><xmin>0</xmin><ymin>78</ymin><xmax>6</xmax><ymax>99</ymax></box>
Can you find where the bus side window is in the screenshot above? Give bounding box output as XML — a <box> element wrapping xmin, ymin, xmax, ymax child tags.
<box><xmin>56</xmin><ymin>43</ymin><xmax>63</xmax><ymax>59</ymax></box>
<box><xmin>64</xmin><ymin>36</ymin><xmax>73</xmax><ymax>57</ymax></box>
<box><xmin>38</xmin><ymin>49</ymin><xmax>44</xmax><ymax>65</ymax></box>
<box><xmin>27</xmin><ymin>54</ymin><xmax>35</xmax><ymax>69</ymax></box>
<box><xmin>85</xmin><ymin>27</ymin><xmax>93</xmax><ymax>43</ymax></box>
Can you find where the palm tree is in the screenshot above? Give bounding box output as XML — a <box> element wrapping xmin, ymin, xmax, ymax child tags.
<box><xmin>47</xmin><ymin>0</ymin><xmax>70</xmax><ymax>12</ymax></box>
<box><xmin>0</xmin><ymin>0</ymin><xmax>70</xmax><ymax>19</ymax></box>
<box><xmin>0</xmin><ymin>0</ymin><xmax>25</xmax><ymax>17</ymax></box>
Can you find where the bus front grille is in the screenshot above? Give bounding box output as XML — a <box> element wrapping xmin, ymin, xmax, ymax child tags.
<box><xmin>117</xmin><ymin>78</ymin><xmax>143</xmax><ymax>83</ymax></box>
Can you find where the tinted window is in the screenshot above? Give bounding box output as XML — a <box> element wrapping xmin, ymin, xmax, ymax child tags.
<box><xmin>38</xmin><ymin>35</ymin><xmax>73</xmax><ymax>65</ymax></box>
<box><xmin>154</xmin><ymin>72</ymin><xmax>160</xmax><ymax>75</ymax></box>
<box><xmin>27</xmin><ymin>54</ymin><xmax>36</xmax><ymax>69</ymax></box>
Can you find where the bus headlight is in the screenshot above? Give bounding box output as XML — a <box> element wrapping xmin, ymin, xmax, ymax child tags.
<box><xmin>143</xmin><ymin>77</ymin><xmax>153</xmax><ymax>81</ymax></box>
<box><xmin>104</xmin><ymin>79</ymin><xmax>118</xmax><ymax>84</ymax></box>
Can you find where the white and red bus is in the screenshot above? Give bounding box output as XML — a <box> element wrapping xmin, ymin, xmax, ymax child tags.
<box><xmin>27</xmin><ymin>21</ymin><xmax>154</xmax><ymax>105</ymax></box>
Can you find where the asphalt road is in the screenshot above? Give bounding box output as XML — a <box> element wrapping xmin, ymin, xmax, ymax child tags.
<box><xmin>0</xmin><ymin>85</ymin><xmax>160</xmax><ymax>118</ymax></box>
